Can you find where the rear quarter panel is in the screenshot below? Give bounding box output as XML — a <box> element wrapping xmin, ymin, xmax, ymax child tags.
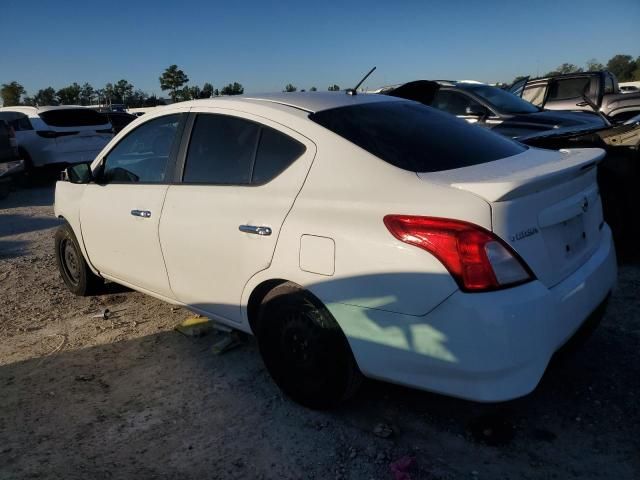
<box><xmin>242</xmin><ymin>123</ymin><xmax>493</xmax><ymax>321</ymax></box>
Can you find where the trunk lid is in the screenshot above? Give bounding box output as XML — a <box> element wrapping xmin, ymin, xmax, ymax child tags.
<box><xmin>419</xmin><ymin>148</ymin><xmax>606</xmax><ymax>287</ymax></box>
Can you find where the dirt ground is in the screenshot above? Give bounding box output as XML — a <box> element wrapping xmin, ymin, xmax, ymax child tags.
<box><xmin>0</xmin><ymin>185</ymin><xmax>638</xmax><ymax>480</ymax></box>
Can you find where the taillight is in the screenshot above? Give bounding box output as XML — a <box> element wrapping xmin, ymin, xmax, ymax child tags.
<box><xmin>383</xmin><ymin>215</ymin><xmax>534</xmax><ymax>292</ymax></box>
<box><xmin>36</xmin><ymin>130</ymin><xmax>78</xmax><ymax>138</ymax></box>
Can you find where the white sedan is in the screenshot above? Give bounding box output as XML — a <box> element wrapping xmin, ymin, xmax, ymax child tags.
<box><xmin>54</xmin><ymin>92</ymin><xmax>616</xmax><ymax>408</ymax></box>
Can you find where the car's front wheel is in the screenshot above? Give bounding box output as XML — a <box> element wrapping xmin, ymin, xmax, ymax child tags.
<box><xmin>54</xmin><ymin>223</ymin><xmax>103</xmax><ymax>296</ymax></box>
<box><xmin>257</xmin><ymin>283</ymin><xmax>362</xmax><ymax>409</ymax></box>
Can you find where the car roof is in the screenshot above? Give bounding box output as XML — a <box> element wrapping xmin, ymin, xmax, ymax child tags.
<box><xmin>0</xmin><ymin>105</ymin><xmax>98</xmax><ymax>115</ymax></box>
<box><xmin>177</xmin><ymin>91</ymin><xmax>404</xmax><ymax>114</ymax></box>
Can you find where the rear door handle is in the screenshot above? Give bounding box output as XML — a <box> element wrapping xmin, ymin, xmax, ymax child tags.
<box><xmin>239</xmin><ymin>225</ymin><xmax>272</xmax><ymax>236</ymax></box>
<box><xmin>131</xmin><ymin>209</ymin><xmax>152</xmax><ymax>218</ymax></box>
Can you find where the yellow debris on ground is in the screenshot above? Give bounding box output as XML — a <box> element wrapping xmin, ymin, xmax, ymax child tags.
<box><xmin>174</xmin><ymin>316</ymin><xmax>214</xmax><ymax>337</ymax></box>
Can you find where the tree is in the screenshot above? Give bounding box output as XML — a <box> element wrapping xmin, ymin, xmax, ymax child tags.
<box><xmin>283</xmin><ymin>83</ymin><xmax>297</xmax><ymax>92</ymax></box>
<box><xmin>102</xmin><ymin>83</ymin><xmax>116</xmax><ymax>106</ymax></box>
<box><xmin>159</xmin><ymin>64</ymin><xmax>189</xmax><ymax>102</ymax></box>
<box><xmin>606</xmin><ymin>54</ymin><xmax>635</xmax><ymax>82</ymax></box>
<box><xmin>113</xmin><ymin>79</ymin><xmax>134</xmax><ymax>104</ymax></box>
<box><xmin>56</xmin><ymin>83</ymin><xmax>82</xmax><ymax>105</ymax></box>
<box><xmin>129</xmin><ymin>89</ymin><xmax>149</xmax><ymax>108</ymax></box>
<box><xmin>632</xmin><ymin>56</ymin><xmax>640</xmax><ymax>81</ymax></box>
<box><xmin>310</xmin><ymin>86</ymin><xmax>317</xmax><ymax>92</ymax></box>
<box><xmin>201</xmin><ymin>82</ymin><xmax>214</xmax><ymax>98</ymax></box>
<box><xmin>328</xmin><ymin>84</ymin><xmax>340</xmax><ymax>91</ymax></box>
<box><xmin>220</xmin><ymin>82</ymin><xmax>244</xmax><ymax>95</ymax></box>
<box><xmin>1</xmin><ymin>81</ymin><xmax>26</xmax><ymax>106</ymax></box>
<box><xmin>79</xmin><ymin>83</ymin><xmax>95</xmax><ymax>105</ymax></box>
<box><xmin>33</xmin><ymin>87</ymin><xmax>58</xmax><ymax>106</ymax></box>
<box><xmin>586</xmin><ymin>58</ymin><xmax>604</xmax><ymax>72</ymax></box>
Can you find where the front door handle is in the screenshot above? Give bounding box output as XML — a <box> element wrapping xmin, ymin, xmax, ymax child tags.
<box><xmin>239</xmin><ymin>225</ymin><xmax>272</xmax><ymax>236</ymax></box>
<box><xmin>131</xmin><ymin>209</ymin><xmax>152</xmax><ymax>218</ymax></box>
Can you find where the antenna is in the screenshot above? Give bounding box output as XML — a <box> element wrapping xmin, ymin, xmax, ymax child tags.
<box><xmin>346</xmin><ymin>66</ymin><xmax>377</xmax><ymax>96</ymax></box>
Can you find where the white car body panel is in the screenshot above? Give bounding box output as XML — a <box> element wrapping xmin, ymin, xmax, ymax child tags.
<box><xmin>0</xmin><ymin>106</ymin><xmax>112</xmax><ymax>167</ymax></box>
<box><xmin>54</xmin><ymin>93</ymin><xmax>617</xmax><ymax>402</ymax></box>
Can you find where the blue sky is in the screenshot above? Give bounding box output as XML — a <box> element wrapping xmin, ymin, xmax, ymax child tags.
<box><xmin>1</xmin><ymin>0</ymin><xmax>639</xmax><ymax>97</ymax></box>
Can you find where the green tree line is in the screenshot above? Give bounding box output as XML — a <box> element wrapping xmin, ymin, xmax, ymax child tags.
<box><xmin>511</xmin><ymin>53</ymin><xmax>640</xmax><ymax>84</ymax></box>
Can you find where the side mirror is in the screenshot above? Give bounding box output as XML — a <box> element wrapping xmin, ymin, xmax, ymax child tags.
<box><xmin>465</xmin><ymin>104</ymin><xmax>489</xmax><ymax>117</ymax></box>
<box><xmin>64</xmin><ymin>163</ymin><xmax>93</xmax><ymax>184</ymax></box>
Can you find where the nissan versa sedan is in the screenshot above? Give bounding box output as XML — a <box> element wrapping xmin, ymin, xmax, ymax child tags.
<box><xmin>54</xmin><ymin>92</ymin><xmax>617</xmax><ymax>409</ymax></box>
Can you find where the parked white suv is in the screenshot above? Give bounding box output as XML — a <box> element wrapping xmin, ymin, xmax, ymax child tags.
<box><xmin>54</xmin><ymin>92</ymin><xmax>617</xmax><ymax>408</ymax></box>
<box><xmin>0</xmin><ymin>106</ymin><xmax>113</xmax><ymax>172</ymax></box>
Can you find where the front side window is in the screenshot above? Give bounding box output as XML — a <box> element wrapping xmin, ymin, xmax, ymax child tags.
<box><xmin>102</xmin><ymin>114</ymin><xmax>182</xmax><ymax>183</ymax></box>
<box><xmin>183</xmin><ymin>114</ymin><xmax>306</xmax><ymax>185</ymax></box>
<box><xmin>464</xmin><ymin>85</ymin><xmax>539</xmax><ymax>114</ymax></box>
<box><xmin>432</xmin><ymin>90</ymin><xmax>485</xmax><ymax>116</ymax></box>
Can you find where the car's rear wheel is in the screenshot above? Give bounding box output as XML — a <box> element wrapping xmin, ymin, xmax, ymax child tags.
<box><xmin>55</xmin><ymin>223</ymin><xmax>102</xmax><ymax>296</ymax></box>
<box><xmin>257</xmin><ymin>283</ymin><xmax>362</xmax><ymax>409</ymax></box>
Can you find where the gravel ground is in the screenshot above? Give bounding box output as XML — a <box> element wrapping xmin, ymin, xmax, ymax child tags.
<box><xmin>0</xmin><ymin>185</ymin><xmax>638</xmax><ymax>480</ymax></box>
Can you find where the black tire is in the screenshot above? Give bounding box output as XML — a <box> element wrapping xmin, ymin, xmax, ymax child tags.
<box><xmin>257</xmin><ymin>283</ymin><xmax>362</xmax><ymax>409</ymax></box>
<box><xmin>54</xmin><ymin>223</ymin><xmax>103</xmax><ymax>296</ymax></box>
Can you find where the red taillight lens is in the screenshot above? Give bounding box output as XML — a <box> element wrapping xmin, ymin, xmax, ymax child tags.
<box><xmin>383</xmin><ymin>215</ymin><xmax>533</xmax><ymax>292</ymax></box>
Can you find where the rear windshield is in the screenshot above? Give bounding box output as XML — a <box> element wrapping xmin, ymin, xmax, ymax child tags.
<box><xmin>39</xmin><ymin>109</ymin><xmax>109</xmax><ymax>127</ymax></box>
<box><xmin>309</xmin><ymin>101</ymin><xmax>526</xmax><ymax>172</ymax></box>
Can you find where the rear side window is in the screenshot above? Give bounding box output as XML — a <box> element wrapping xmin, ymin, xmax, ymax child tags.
<box><xmin>253</xmin><ymin>128</ymin><xmax>306</xmax><ymax>184</ymax></box>
<box><xmin>183</xmin><ymin>114</ymin><xmax>305</xmax><ymax>185</ymax></box>
<box><xmin>547</xmin><ymin>78</ymin><xmax>591</xmax><ymax>101</ymax></box>
<box><xmin>39</xmin><ymin>108</ymin><xmax>108</xmax><ymax>127</ymax></box>
<box><xmin>309</xmin><ymin>102</ymin><xmax>526</xmax><ymax>173</ymax></box>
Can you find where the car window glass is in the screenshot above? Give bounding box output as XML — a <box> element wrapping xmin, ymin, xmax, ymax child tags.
<box><xmin>102</xmin><ymin>114</ymin><xmax>181</xmax><ymax>184</ymax></box>
<box><xmin>522</xmin><ymin>85</ymin><xmax>546</xmax><ymax>106</ymax></box>
<box><xmin>183</xmin><ymin>114</ymin><xmax>260</xmax><ymax>184</ymax></box>
<box><xmin>0</xmin><ymin>112</ymin><xmax>33</xmax><ymax>131</ymax></box>
<box><xmin>252</xmin><ymin>128</ymin><xmax>306</xmax><ymax>184</ymax></box>
<box><xmin>548</xmin><ymin>78</ymin><xmax>591</xmax><ymax>100</ymax></box>
<box><xmin>604</xmin><ymin>75</ymin><xmax>614</xmax><ymax>94</ymax></box>
<box><xmin>432</xmin><ymin>91</ymin><xmax>483</xmax><ymax>116</ymax></box>
<box><xmin>310</xmin><ymin>101</ymin><xmax>526</xmax><ymax>173</ymax></box>
<box><xmin>466</xmin><ymin>85</ymin><xmax>539</xmax><ymax>114</ymax></box>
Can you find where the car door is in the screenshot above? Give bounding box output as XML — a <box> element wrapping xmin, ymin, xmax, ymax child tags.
<box><xmin>159</xmin><ymin>109</ymin><xmax>316</xmax><ymax>323</ymax></box>
<box><xmin>80</xmin><ymin>111</ymin><xmax>187</xmax><ymax>298</ymax></box>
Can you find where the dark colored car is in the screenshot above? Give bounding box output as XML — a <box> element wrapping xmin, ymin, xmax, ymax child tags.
<box><xmin>103</xmin><ymin>111</ymin><xmax>137</xmax><ymax>134</ymax></box>
<box><xmin>0</xmin><ymin>120</ymin><xmax>24</xmax><ymax>198</ymax></box>
<box><xmin>510</xmin><ymin>71</ymin><xmax>640</xmax><ymax>124</ymax></box>
<box><xmin>380</xmin><ymin>80</ymin><xmax>608</xmax><ymax>139</ymax></box>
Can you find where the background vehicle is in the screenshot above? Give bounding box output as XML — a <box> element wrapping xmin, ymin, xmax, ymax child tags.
<box><xmin>620</xmin><ymin>85</ymin><xmax>639</xmax><ymax>94</ymax></box>
<box><xmin>510</xmin><ymin>71</ymin><xmax>640</xmax><ymax>123</ymax></box>
<box><xmin>55</xmin><ymin>92</ymin><xmax>616</xmax><ymax>409</ymax></box>
<box><xmin>379</xmin><ymin>80</ymin><xmax>607</xmax><ymax>139</ymax></box>
<box><xmin>0</xmin><ymin>106</ymin><xmax>113</xmax><ymax>175</ymax></box>
<box><xmin>0</xmin><ymin>120</ymin><xmax>24</xmax><ymax>198</ymax></box>
<box><xmin>102</xmin><ymin>111</ymin><xmax>137</xmax><ymax>134</ymax></box>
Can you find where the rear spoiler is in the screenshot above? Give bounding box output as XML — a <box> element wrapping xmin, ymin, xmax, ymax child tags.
<box><xmin>419</xmin><ymin>148</ymin><xmax>605</xmax><ymax>202</ymax></box>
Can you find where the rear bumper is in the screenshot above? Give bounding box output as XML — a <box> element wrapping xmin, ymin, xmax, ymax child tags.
<box><xmin>330</xmin><ymin>225</ymin><xmax>617</xmax><ymax>402</ymax></box>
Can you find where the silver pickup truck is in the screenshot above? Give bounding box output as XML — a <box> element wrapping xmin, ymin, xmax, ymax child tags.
<box><xmin>510</xmin><ymin>71</ymin><xmax>640</xmax><ymax>124</ymax></box>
